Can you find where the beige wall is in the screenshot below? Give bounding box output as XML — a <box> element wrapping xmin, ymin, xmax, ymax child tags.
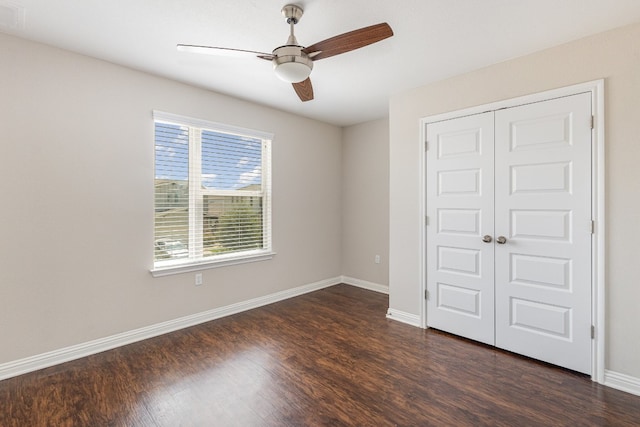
<box><xmin>342</xmin><ymin>119</ymin><xmax>390</xmax><ymax>287</ymax></box>
<box><xmin>389</xmin><ymin>22</ymin><xmax>640</xmax><ymax>378</ymax></box>
<box><xmin>0</xmin><ymin>33</ymin><xmax>343</xmax><ymax>365</ymax></box>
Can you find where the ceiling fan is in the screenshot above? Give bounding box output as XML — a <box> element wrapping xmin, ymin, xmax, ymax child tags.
<box><xmin>177</xmin><ymin>4</ymin><xmax>393</xmax><ymax>102</ymax></box>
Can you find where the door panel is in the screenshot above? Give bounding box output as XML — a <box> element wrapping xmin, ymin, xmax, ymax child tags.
<box><xmin>426</xmin><ymin>112</ymin><xmax>495</xmax><ymax>346</ymax></box>
<box><xmin>509</xmin><ymin>253</ymin><xmax>571</xmax><ymax>289</ymax></box>
<box><xmin>438</xmin><ymin>169</ymin><xmax>481</xmax><ymax>196</ymax></box>
<box><xmin>510</xmin><ymin>209</ymin><xmax>571</xmax><ymax>241</ymax></box>
<box><xmin>509</xmin><ymin>298</ymin><xmax>571</xmax><ymax>338</ymax></box>
<box><xmin>494</xmin><ymin>93</ymin><xmax>592</xmax><ymax>374</ymax></box>
<box><xmin>437</xmin><ymin>209</ymin><xmax>481</xmax><ymax>235</ymax></box>
<box><xmin>510</xmin><ymin>161</ymin><xmax>571</xmax><ymax>194</ymax></box>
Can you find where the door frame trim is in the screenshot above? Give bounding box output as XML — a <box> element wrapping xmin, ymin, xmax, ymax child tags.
<box><xmin>419</xmin><ymin>79</ymin><xmax>605</xmax><ymax>383</ymax></box>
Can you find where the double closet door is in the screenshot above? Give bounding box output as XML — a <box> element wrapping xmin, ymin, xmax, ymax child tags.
<box><xmin>426</xmin><ymin>93</ymin><xmax>593</xmax><ymax>374</ymax></box>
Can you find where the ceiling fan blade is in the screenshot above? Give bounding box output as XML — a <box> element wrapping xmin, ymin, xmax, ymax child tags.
<box><xmin>292</xmin><ymin>78</ymin><xmax>314</xmax><ymax>102</ymax></box>
<box><xmin>302</xmin><ymin>23</ymin><xmax>393</xmax><ymax>61</ymax></box>
<box><xmin>177</xmin><ymin>44</ymin><xmax>274</xmax><ymax>60</ymax></box>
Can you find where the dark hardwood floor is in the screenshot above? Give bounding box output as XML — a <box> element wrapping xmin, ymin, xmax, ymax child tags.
<box><xmin>1</xmin><ymin>284</ymin><xmax>640</xmax><ymax>426</ymax></box>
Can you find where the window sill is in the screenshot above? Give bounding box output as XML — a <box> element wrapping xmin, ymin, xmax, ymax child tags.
<box><xmin>150</xmin><ymin>250</ymin><xmax>276</xmax><ymax>277</ymax></box>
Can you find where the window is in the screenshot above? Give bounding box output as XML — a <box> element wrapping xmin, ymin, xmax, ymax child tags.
<box><xmin>152</xmin><ymin>111</ymin><xmax>273</xmax><ymax>275</ymax></box>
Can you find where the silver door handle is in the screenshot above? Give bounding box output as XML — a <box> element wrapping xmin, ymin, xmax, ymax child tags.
<box><xmin>496</xmin><ymin>236</ymin><xmax>507</xmax><ymax>244</ymax></box>
<box><xmin>482</xmin><ymin>235</ymin><xmax>492</xmax><ymax>243</ymax></box>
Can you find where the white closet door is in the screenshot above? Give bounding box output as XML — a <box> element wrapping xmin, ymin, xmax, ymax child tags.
<box><xmin>426</xmin><ymin>112</ymin><xmax>495</xmax><ymax>346</ymax></box>
<box><xmin>494</xmin><ymin>93</ymin><xmax>592</xmax><ymax>374</ymax></box>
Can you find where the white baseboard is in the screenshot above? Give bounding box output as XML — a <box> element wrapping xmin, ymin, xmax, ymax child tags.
<box><xmin>386</xmin><ymin>308</ymin><xmax>421</xmax><ymax>327</ymax></box>
<box><xmin>0</xmin><ymin>276</ymin><xmax>342</xmax><ymax>381</ymax></box>
<box><xmin>341</xmin><ymin>276</ymin><xmax>389</xmax><ymax>294</ymax></box>
<box><xmin>604</xmin><ymin>369</ymin><xmax>640</xmax><ymax>397</ymax></box>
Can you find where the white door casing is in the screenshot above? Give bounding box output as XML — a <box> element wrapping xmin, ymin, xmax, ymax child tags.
<box><xmin>494</xmin><ymin>93</ymin><xmax>593</xmax><ymax>374</ymax></box>
<box><xmin>425</xmin><ymin>91</ymin><xmax>594</xmax><ymax>375</ymax></box>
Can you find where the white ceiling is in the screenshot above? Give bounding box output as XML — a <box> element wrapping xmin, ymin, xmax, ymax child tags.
<box><xmin>3</xmin><ymin>0</ymin><xmax>640</xmax><ymax>126</ymax></box>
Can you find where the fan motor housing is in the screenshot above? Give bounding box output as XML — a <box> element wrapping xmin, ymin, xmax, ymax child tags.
<box><xmin>272</xmin><ymin>45</ymin><xmax>313</xmax><ymax>83</ymax></box>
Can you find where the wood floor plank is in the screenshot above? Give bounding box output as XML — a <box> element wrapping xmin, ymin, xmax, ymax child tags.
<box><xmin>1</xmin><ymin>284</ymin><xmax>639</xmax><ymax>426</ymax></box>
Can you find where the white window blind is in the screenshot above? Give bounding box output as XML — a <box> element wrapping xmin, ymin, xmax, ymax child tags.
<box><xmin>152</xmin><ymin>111</ymin><xmax>272</xmax><ymax>274</ymax></box>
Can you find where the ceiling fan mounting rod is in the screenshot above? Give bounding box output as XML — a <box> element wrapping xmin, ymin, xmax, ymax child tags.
<box><xmin>287</xmin><ymin>20</ymin><xmax>298</xmax><ymax>45</ymax></box>
<box><xmin>282</xmin><ymin>4</ymin><xmax>303</xmax><ymax>46</ymax></box>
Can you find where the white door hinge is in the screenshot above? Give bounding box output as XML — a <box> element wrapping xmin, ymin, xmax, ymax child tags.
<box><xmin>425</xmin><ymin>140</ymin><xmax>429</xmax><ymax>151</ymax></box>
<box><xmin>591</xmin><ymin>115</ymin><xmax>595</xmax><ymax>129</ymax></box>
<box><xmin>425</xmin><ymin>216</ymin><xmax>429</xmax><ymax>226</ymax></box>
<box><xmin>425</xmin><ymin>290</ymin><xmax>430</xmax><ymax>300</ymax></box>
<box><xmin>590</xmin><ymin>220</ymin><xmax>595</xmax><ymax>234</ymax></box>
<box><xmin>591</xmin><ymin>325</ymin><xmax>595</xmax><ymax>339</ymax></box>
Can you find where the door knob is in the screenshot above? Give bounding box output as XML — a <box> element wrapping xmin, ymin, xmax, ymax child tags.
<box><xmin>482</xmin><ymin>235</ymin><xmax>492</xmax><ymax>243</ymax></box>
<box><xmin>496</xmin><ymin>236</ymin><xmax>507</xmax><ymax>244</ymax></box>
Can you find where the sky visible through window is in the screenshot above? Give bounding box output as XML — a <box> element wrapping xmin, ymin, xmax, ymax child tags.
<box><xmin>155</xmin><ymin>122</ymin><xmax>262</xmax><ymax>191</ymax></box>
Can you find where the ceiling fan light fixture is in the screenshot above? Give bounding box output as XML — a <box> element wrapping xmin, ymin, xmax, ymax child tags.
<box><xmin>272</xmin><ymin>46</ymin><xmax>313</xmax><ymax>83</ymax></box>
<box><xmin>274</xmin><ymin>60</ymin><xmax>312</xmax><ymax>83</ymax></box>
<box><xmin>177</xmin><ymin>1</ymin><xmax>393</xmax><ymax>102</ymax></box>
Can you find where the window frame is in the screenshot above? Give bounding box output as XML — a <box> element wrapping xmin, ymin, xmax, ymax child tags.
<box><xmin>150</xmin><ymin>111</ymin><xmax>274</xmax><ymax>277</ymax></box>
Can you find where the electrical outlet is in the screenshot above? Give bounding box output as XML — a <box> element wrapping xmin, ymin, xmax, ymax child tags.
<box><xmin>375</xmin><ymin>255</ymin><xmax>381</xmax><ymax>264</ymax></box>
<box><xmin>195</xmin><ymin>273</ymin><xmax>203</xmax><ymax>286</ymax></box>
